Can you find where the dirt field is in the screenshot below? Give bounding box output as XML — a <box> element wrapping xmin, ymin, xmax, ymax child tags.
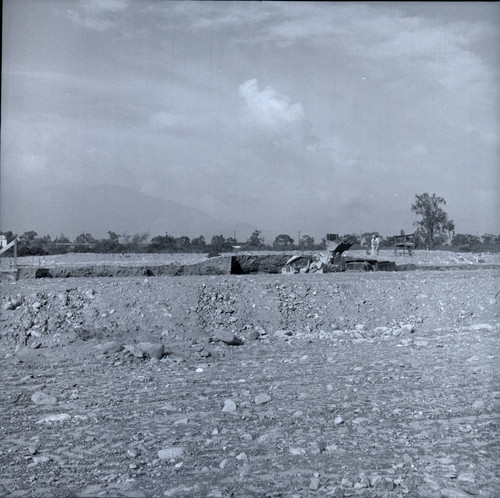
<box><xmin>1</xmin><ymin>251</ymin><xmax>499</xmax><ymax>497</ymax></box>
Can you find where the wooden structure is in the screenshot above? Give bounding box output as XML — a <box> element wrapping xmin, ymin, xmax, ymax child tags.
<box><xmin>0</xmin><ymin>238</ymin><xmax>19</xmax><ymax>280</ymax></box>
<box><xmin>394</xmin><ymin>233</ymin><xmax>415</xmax><ymax>255</ymax></box>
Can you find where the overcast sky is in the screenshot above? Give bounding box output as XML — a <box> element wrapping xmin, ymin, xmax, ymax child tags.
<box><xmin>2</xmin><ymin>1</ymin><xmax>499</xmax><ymax>239</ymax></box>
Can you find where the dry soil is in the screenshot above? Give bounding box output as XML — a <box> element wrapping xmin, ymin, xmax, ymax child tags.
<box><xmin>0</xmin><ymin>251</ymin><xmax>499</xmax><ymax>497</ymax></box>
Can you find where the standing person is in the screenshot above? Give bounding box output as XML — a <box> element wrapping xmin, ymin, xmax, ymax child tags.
<box><xmin>371</xmin><ymin>235</ymin><xmax>376</xmax><ymax>257</ymax></box>
<box><xmin>375</xmin><ymin>235</ymin><xmax>381</xmax><ymax>255</ymax></box>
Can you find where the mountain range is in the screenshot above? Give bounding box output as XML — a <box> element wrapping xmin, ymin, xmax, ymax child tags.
<box><xmin>0</xmin><ymin>184</ymin><xmax>258</xmax><ymax>241</ymax></box>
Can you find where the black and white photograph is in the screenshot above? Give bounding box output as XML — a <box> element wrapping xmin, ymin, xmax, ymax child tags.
<box><xmin>1</xmin><ymin>1</ymin><xmax>499</xmax><ymax>497</ymax></box>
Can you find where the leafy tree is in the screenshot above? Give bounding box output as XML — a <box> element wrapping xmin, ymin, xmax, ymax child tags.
<box><xmin>451</xmin><ymin>233</ymin><xmax>481</xmax><ymax>247</ymax></box>
<box><xmin>210</xmin><ymin>234</ymin><xmax>233</xmax><ymax>253</ymax></box>
<box><xmin>175</xmin><ymin>236</ymin><xmax>191</xmax><ymax>252</ymax></box>
<box><xmin>481</xmin><ymin>234</ymin><xmax>496</xmax><ymax>245</ymax></box>
<box><xmin>74</xmin><ymin>232</ymin><xmax>96</xmax><ymax>252</ymax></box>
<box><xmin>226</xmin><ymin>237</ymin><xmax>237</xmax><ymax>247</ymax></box>
<box><xmin>34</xmin><ymin>234</ymin><xmax>52</xmax><ymax>244</ymax></box>
<box><xmin>54</xmin><ymin>234</ymin><xmax>70</xmax><ymax>244</ymax></box>
<box><xmin>273</xmin><ymin>234</ymin><xmax>294</xmax><ymax>250</ymax></box>
<box><xmin>191</xmin><ymin>235</ymin><xmax>207</xmax><ymax>251</ymax></box>
<box><xmin>19</xmin><ymin>231</ymin><xmax>38</xmax><ymax>247</ymax></box>
<box><xmin>246</xmin><ymin>230</ymin><xmax>265</xmax><ymax>249</ymax></box>
<box><xmin>129</xmin><ymin>233</ymin><xmax>149</xmax><ymax>252</ymax></box>
<box><xmin>297</xmin><ymin>234</ymin><xmax>315</xmax><ymax>250</ymax></box>
<box><xmin>74</xmin><ymin>232</ymin><xmax>95</xmax><ymax>245</ymax></box>
<box><xmin>148</xmin><ymin>233</ymin><xmax>176</xmax><ymax>252</ymax></box>
<box><xmin>411</xmin><ymin>193</ymin><xmax>455</xmax><ymax>249</ymax></box>
<box><xmin>107</xmin><ymin>231</ymin><xmax>121</xmax><ymax>243</ymax></box>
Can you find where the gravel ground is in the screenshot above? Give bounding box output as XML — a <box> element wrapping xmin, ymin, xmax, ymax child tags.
<box><xmin>0</xmin><ymin>258</ymin><xmax>499</xmax><ymax>497</ymax></box>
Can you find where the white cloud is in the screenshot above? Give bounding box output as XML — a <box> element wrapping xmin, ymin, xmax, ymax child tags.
<box><xmin>67</xmin><ymin>0</ymin><xmax>129</xmax><ymax>31</ymax></box>
<box><xmin>238</xmin><ymin>78</ymin><xmax>305</xmax><ymax>129</ymax></box>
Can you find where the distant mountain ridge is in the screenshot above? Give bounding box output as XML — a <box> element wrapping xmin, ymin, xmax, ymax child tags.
<box><xmin>1</xmin><ymin>184</ymin><xmax>256</xmax><ymax>240</ymax></box>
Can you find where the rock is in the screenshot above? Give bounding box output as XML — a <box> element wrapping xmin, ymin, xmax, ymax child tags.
<box><xmin>97</xmin><ymin>341</ymin><xmax>123</xmax><ymax>354</ymax></box>
<box><xmin>124</xmin><ymin>345</ymin><xmax>146</xmax><ymax>358</ymax></box>
<box><xmin>31</xmin><ymin>391</ymin><xmax>57</xmax><ymax>405</ymax></box>
<box><xmin>334</xmin><ymin>416</ymin><xmax>344</xmax><ymax>425</ymax></box>
<box><xmin>36</xmin><ymin>413</ymin><xmax>70</xmax><ymax>424</ymax></box>
<box><xmin>254</xmin><ymin>393</ymin><xmax>271</xmax><ymax>405</ymax></box>
<box><xmin>235</xmin><ymin>452</ymin><xmax>247</xmax><ymax>461</ymax></box>
<box><xmin>309</xmin><ymin>477</ymin><xmax>320</xmax><ymax>490</ymax></box>
<box><xmin>274</xmin><ymin>330</ymin><xmax>293</xmax><ymax>339</ymax></box>
<box><xmin>457</xmin><ymin>473</ymin><xmax>475</xmax><ymax>484</ymax></box>
<box><xmin>255</xmin><ymin>325</ymin><xmax>267</xmax><ymax>336</ymax></box>
<box><xmin>352</xmin><ymin>417</ymin><xmax>368</xmax><ymax>425</ymax></box>
<box><xmin>136</xmin><ymin>342</ymin><xmax>164</xmax><ymax>359</ymax></box>
<box><xmin>289</xmin><ymin>447</ymin><xmax>306</xmax><ymax>456</ymax></box>
<box><xmin>158</xmin><ymin>446</ymin><xmax>184</xmax><ymax>460</ymax></box>
<box><xmin>213</xmin><ymin>329</ymin><xmax>244</xmax><ymax>345</ymax></box>
<box><xmin>85</xmin><ymin>289</ymin><xmax>96</xmax><ymax>299</ymax></box>
<box><xmin>469</xmin><ymin>323</ymin><xmax>494</xmax><ymax>331</ymax></box>
<box><xmin>246</xmin><ymin>330</ymin><xmax>260</xmax><ymax>341</ymax></box>
<box><xmin>355</xmin><ymin>475</ymin><xmax>370</xmax><ymax>489</ymax></box>
<box><xmin>440</xmin><ymin>488</ymin><xmax>473</xmax><ymax>498</ymax></box>
<box><xmin>471</xmin><ymin>400</ymin><xmax>484</xmax><ymax>411</ymax></box>
<box><xmin>378</xmin><ymin>477</ymin><xmax>395</xmax><ymax>491</ymax></box>
<box><xmin>340</xmin><ymin>478</ymin><xmax>353</xmax><ymax>488</ymax></box>
<box><xmin>222</xmin><ymin>399</ymin><xmax>237</xmax><ymax>412</ymax></box>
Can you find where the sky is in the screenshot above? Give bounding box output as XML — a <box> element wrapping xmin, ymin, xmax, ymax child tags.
<box><xmin>1</xmin><ymin>0</ymin><xmax>499</xmax><ymax>240</ymax></box>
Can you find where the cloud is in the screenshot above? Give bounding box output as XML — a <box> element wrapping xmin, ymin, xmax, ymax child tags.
<box><xmin>82</xmin><ymin>0</ymin><xmax>128</xmax><ymax>14</ymax></box>
<box><xmin>238</xmin><ymin>78</ymin><xmax>309</xmax><ymax>137</ymax></box>
<box><xmin>67</xmin><ymin>0</ymin><xmax>128</xmax><ymax>31</ymax></box>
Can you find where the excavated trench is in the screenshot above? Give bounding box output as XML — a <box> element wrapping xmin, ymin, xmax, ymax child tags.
<box><xmin>21</xmin><ymin>254</ymin><xmax>292</xmax><ymax>279</ymax></box>
<box><xmin>11</xmin><ymin>254</ymin><xmax>499</xmax><ymax>279</ymax></box>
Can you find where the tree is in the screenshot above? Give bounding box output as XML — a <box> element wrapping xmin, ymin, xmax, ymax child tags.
<box><xmin>128</xmin><ymin>233</ymin><xmax>149</xmax><ymax>252</ymax></box>
<box><xmin>19</xmin><ymin>231</ymin><xmax>38</xmax><ymax>247</ymax></box>
<box><xmin>246</xmin><ymin>230</ymin><xmax>265</xmax><ymax>249</ymax></box>
<box><xmin>74</xmin><ymin>232</ymin><xmax>95</xmax><ymax>245</ymax></box>
<box><xmin>74</xmin><ymin>232</ymin><xmax>96</xmax><ymax>252</ymax></box>
<box><xmin>481</xmin><ymin>234</ymin><xmax>496</xmax><ymax>245</ymax></box>
<box><xmin>54</xmin><ymin>234</ymin><xmax>70</xmax><ymax>244</ymax></box>
<box><xmin>411</xmin><ymin>193</ymin><xmax>455</xmax><ymax>249</ymax></box>
<box><xmin>175</xmin><ymin>236</ymin><xmax>191</xmax><ymax>252</ymax></box>
<box><xmin>191</xmin><ymin>235</ymin><xmax>207</xmax><ymax>252</ymax></box>
<box><xmin>148</xmin><ymin>233</ymin><xmax>176</xmax><ymax>252</ymax></box>
<box><xmin>273</xmin><ymin>234</ymin><xmax>294</xmax><ymax>250</ymax></box>
<box><xmin>451</xmin><ymin>233</ymin><xmax>481</xmax><ymax>248</ymax></box>
<box><xmin>297</xmin><ymin>234</ymin><xmax>315</xmax><ymax>250</ymax></box>
<box><xmin>210</xmin><ymin>235</ymin><xmax>233</xmax><ymax>252</ymax></box>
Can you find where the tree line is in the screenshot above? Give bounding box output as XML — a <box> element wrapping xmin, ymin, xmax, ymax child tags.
<box><xmin>1</xmin><ymin>194</ymin><xmax>499</xmax><ymax>256</ymax></box>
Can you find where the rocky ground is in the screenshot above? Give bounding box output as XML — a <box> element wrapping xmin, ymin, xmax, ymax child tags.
<box><xmin>0</xmin><ymin>252</ymin><xmax>499</xmax><ymax>497</ymax></box>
